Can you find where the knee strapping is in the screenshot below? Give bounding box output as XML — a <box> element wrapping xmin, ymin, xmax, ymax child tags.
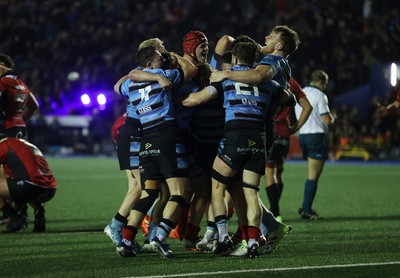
<box><xmin>243</xmin><ymin>182</ymin><xmax>260</xmax><ymax>191</ymax></box>
<box><xmin>211</xmin><ymin>169</ymin><xmax>233</xmax><ymax>185</ymax></box>
<box><xmin>169</xmin><ymin>195</ymin><xmax>186</xmax><ymax>207</ymax></box>
<box><xmin>133</xmin><ymin>189</ymin><xmax>160</xmax><ymax>214</ymax></box>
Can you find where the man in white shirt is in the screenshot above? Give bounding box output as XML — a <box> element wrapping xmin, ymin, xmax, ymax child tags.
<box><xmin>294</xmin><ymin>70</ymin><xmax>335</xmax><ymax>220</ymax></box>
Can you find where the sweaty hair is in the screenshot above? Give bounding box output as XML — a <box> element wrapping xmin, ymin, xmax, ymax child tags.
<box><xmin>192</xmin><ymin>63</ymin><xmax>212</xmax><ymax>89</ymax></box>
<box><xmin>139</xmin><ymin>38</ymin><xmax>164</xmax><ymax>51</ymax></box>
<box><xmin>136</xmin><ymin>46</ymin><xmax>157</xmax><ymax>68</ymax></box>
<box><xmin>232</xmin><ymin>42</ymin><xmax>259</xmax><ymax>66</ymax></box>
<box><xmin>310</xmin><ymin>70</ymin><xmax>329</xmax><ymax>84</ymax></box>
<box><xmin>272</xmin><ymin>25</ymin><xmax>300</xmax><ymax>57</ymax></box>
<box><xmin>0</xmin><ymin>54</ymin><xmax>14</xmax><ymax>70</ymax></box>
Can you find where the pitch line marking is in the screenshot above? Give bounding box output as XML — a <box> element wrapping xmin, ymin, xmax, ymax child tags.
<box><xmin>125</xmin><ymin>261</ymin><xmax>400</xmax><ymax>278</ymax></box>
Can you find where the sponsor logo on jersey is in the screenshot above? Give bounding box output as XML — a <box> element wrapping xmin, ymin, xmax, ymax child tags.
<box><xmin>248</xmin><ymin>139</ymin><xmax>256</xmax><ymax>147</ymax></box>
<box><xmin>138</xmin><ymin>106</ymin><xmax>152</xmax><ymax>114</ymax></box>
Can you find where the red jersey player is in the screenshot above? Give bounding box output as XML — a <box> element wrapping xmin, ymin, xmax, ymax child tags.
<box><xmin>0</xmin><ymin>136</ymin><xmax>57</xmax><ymax>232</ymax></box>
<box><xmin>0</xmin><ymin>54</ymin><xmax>39</xmax><ymax>139</ymax></box>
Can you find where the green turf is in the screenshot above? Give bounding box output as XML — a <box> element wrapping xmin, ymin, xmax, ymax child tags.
<box><xmin>1</xmin><ymin>157</ymin><xmax>400</xmax><ymax>277</ymax></box>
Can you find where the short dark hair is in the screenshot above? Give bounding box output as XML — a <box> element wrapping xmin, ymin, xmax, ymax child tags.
<box><xmin>233</xmin><ymin>35</ymin><xmax>262</xmax><ymax>62</ymax></box>
<box><xmin>310</xmin><ymin>70</ymin><xmax>329</xmax><ymax>84</ymax></box>
<box><xmin>221</xmin><ymin>51</ymin><xmax>232</xmax><ymax>65</ymax></box>
<box><xmin>272</xmin><ymin>25</ymin><xmax>300</xmax><ymax>57</ymax></box>
<box><xmin>232</xmin><ymin>42</ymin><xmax>259</xmax><ymax>66</ymax></box>
<box><xmin>232</xmin><ymin>35</ymin><xmax>257</xmax><ymax>48</ymax></box>
<box><xmin>136</xmin><ymin>46</ymin><xmax>157</xmax><ymax>68</ymax></box>
<box><xmin>0</xmin><ymin>54</ymin><xmax>14</xmax><ymax>69</ymax></box>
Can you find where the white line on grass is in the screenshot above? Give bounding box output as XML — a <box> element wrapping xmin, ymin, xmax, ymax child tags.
<box><xmin>125</xmin><ymin>261</ymin><xmax>400</xmax><ymax>278</ymax></box>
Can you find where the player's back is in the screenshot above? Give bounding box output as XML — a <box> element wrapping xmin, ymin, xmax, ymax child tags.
<box><xmin>0</xmin><ymin>137</ymin><xmax>57</xmax><ymax>187</ymax></box>
<box><xmin>0</xmin><ymin>75</ymin><xmax>30</xmax><ymax>128</ymax></box>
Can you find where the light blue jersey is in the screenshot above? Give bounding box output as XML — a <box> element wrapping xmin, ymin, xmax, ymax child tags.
<box><xmin>258</xmin><ymin>54</ymin><xmax>291</xmax><ymax>89</ymax></box>
<box><xmin>120</xmin><ymin>68</ymin><xmax>183</xmax><ymax>131</ymax></box>
<box><xmin>214</xmin><ymin>65</ymin><xmax>282</xmax><ymax>127</ymax></box>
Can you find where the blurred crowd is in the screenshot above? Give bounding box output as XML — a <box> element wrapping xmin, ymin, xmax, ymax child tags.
<box><xmin>330</xmin><ymin>84</ymin><xmax>400</xmax><ymax>159</ymax></box>
<box><xmin>1</xmin><ymin>0</ymin><xmax>399</xmax><ymax>158</ymax></box>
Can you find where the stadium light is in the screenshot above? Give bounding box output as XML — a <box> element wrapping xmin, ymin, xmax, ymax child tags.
<box><xmin>391</xmin><ymin>63</ymin><xmax>397</xmax><ymax>87</ymax></box>
<box><xmin>81</xmin><ymin>94</ymin><xmax>91</xmax><ymax>105</ymax></box>
<box><xmin>97</xmin><ymin>93</ymin><xmax>107</xmax><ymax>105</ymax></box>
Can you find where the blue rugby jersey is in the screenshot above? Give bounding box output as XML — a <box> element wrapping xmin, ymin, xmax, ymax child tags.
<box><xmin>213</xmin><ymin>65</ymin><xmax>283</xmax><ymax>129</ymax></box>
<box><xmin>120</xmin><ymin>68</ymin><xmax>183</xmax><ymax>131</ymax></box>
<box><xmin>258</xmin><ymin>54</ymin><xmax>291</xmax><ymax>89</ymax></box>
<box><xmin>120</xmin><ymin>66</ymin><xmax>141</xmax><ymax>120</ymax></box>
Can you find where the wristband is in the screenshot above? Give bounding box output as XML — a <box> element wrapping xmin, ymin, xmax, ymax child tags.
<box><xmin>206</xmin><ymin>85</ymin><xmax>217</xmax><ymax>96</ymax></box>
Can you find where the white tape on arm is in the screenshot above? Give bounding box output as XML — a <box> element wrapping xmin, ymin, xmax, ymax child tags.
<box><xmin>206</xmin><ymin>85</ymin><xmax>217</xmax><ymax>96</ymax></box>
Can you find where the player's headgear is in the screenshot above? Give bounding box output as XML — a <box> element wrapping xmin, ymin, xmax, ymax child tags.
<box><xmin>0</xmin><ymin>54</ymin><xmax>14</xmax><ymax>70</ymax></box>
<box><xmin>183</xmin><ymin>31</ymin><xmax>208</xmax><ymax>60</ymax></box>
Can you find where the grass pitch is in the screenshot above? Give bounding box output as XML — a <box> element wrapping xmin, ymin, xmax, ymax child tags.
<box><xmin>1</xmin><ymin>157</ymin><xmax>400</xmax><ymax>277</ymax></box>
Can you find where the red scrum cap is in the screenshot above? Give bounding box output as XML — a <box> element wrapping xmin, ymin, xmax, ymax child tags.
<box><xmin>183</xmin><ymin>31</ymin><xmax>208</xmax><ymax>59</ymax></box>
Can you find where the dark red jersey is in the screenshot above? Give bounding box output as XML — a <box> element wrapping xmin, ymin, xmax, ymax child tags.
<box><xmin>0</xmin><ymin>138</ymin><xmax>57</xmax><ymax>188</ymax></box>
<box><xmin>0</xmin><ymin>73</ymin><xmax>31</xmax><ymax>129</ymax></box>
<box><xmin>274</xmin><ymin>78</ymin><xmax>306</xmax><ymax>137</ymax></box>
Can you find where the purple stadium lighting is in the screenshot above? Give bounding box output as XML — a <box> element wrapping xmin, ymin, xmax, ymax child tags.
<box><xmin>81</xmin><ymin>94</ymin><xmax>91</xmax><ymax>105</ymax></box>
<box><xmin>97</xmin><ymin>93</ymin><xmax>107</xmax><ymax>105</ymax></box>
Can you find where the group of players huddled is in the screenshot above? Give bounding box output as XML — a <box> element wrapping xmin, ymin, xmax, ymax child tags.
<box><xmin>103</xmin><ymin>25</ymin><xmax>320</xmax><ymax>260</ymax></box>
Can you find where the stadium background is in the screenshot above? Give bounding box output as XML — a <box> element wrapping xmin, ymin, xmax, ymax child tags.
<box><xmin>1</xmin><ymin>0</ymin><xmax>399</xmax><ymax>159</ymax></box>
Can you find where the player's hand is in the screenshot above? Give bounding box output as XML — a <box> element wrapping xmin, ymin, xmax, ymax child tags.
<box><xmin>210</xmin><ymin>70</ymin><xmax>226</xmax><ymax>83</ymax></box>
<box><xmin>157</xmin><ymin>75</ymin><xmax>172</xmax><ymax>90</ymax></box>
<box><xmin>288</xmin><ymin>123</ymin><xmax>298</xmax><ymax>135</ymax></box>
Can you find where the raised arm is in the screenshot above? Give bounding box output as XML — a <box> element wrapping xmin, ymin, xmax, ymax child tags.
<box><xmin>210</xmin><ymin>64</ymin><xmax>275</xmax><ymax>84</ymax></box>
<box><xmin>215</xmin><ymin>35</ymin><xmax>235</xmax><ymax>56</ymax></box>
